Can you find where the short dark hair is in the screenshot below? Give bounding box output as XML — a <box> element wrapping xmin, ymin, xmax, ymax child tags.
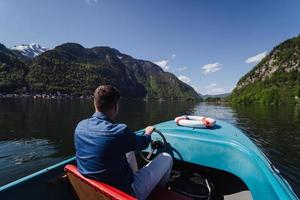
<box><xmin>94</xmin><ymin>85</ymin><xmax>120</xmax><ymax>112</ymax></box>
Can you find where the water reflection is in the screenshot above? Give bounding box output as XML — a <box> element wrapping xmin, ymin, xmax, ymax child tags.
<box><xmin>117</xmin><ymin>100</ymin><xmax>198</xmax><ymax>131</ymax></box>
<box><xmin>0</xmin><ymin>99</ymin><xmax>299</xmax><ymax>197</ymax></box>
<box><xmin>0</xmin><ymin>98</ymin><xmax>198</xmax><ymax>186</ymax></box>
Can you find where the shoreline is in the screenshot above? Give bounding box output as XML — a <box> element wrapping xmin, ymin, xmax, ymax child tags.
<box><xmin>0</xmin><ymin>93</ymin><xmax>201</xmax><ymax>102</ymax></box>
<box><xmin>0</xmin><ymin>93</ymin><xmax>93</xmax><ymax>100</ymax></box>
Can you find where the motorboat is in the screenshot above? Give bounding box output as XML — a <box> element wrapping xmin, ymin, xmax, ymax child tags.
<box><xmin>0</xmin><ymin>117</ymin><xmax>298</xmax><ymax>200</ymax></box>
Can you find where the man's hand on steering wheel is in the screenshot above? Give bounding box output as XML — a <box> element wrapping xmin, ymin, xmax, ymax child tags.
<box><xmin>145</xmin><ymin>126</ymin><xmax>155</xmax><ymax>135</ymax></box>
<box><xmin>139</xmin><ymin>127</ymin><xmax>168</xmax><ymax>162</ymax></box>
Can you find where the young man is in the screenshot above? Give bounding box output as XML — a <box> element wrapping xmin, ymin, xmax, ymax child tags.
<box><xmin>74</xmin><ymin>85</ymin><xmax>173</xmax><ymax>200</ymax></box>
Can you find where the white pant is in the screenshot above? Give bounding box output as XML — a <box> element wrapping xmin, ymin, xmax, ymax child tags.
<box><xmin>126</xmin><ymin>152</ymin><xmax>173</xmax><ymax>200</ymax></box>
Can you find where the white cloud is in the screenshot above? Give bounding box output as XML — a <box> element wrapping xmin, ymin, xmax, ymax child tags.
<box><xmin>211</xmin><ymin>88</ymin><xmax>225</xmax><ymax>94</ymax></box>
<box><xmin>178</xmin><ymin>75</ymin><xmax>191</xmax><ymax>83</ymax></box>
<box><xmin>173</xmin><ymin>66</ymin><xmax>188</xmax><ymax>72</ymax></box>
<box><xmin>154</xmin><ymin>53</ymin><xmax>177</xmax><ymax>71</ymax></box>
<box><xmin>202</xmin><ymin>62</ymin><xmax>222</xmax><ymax>75</ymax></box>
<box><xmin>154</xmin><ymin>60</ymin><xmax>170</xmax><ymax>71</ymax></box>
<box><xmin>245</xmin><ymin>51</ymin><xmax>267</xmax><ymax>64</ymax></box>
<box><xmin>207</xmin><ymin>83</ymin><xmax>217</xmax><ymax>88</ymax></box>
<box><xmin>85</xmin><ymin>0</ymin><xmax>98</xmax><ymax>2</ymax></box>
<box><xmin>204</xmin><ymin>83</ymin><xmax>226</xmax><ymax>94</ymax></box>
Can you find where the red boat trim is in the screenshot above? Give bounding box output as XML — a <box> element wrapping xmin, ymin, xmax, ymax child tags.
<box><xmin>64</xmin><ymin>164</ymin><xmax>136</xmax><ymax>200</ymax></box>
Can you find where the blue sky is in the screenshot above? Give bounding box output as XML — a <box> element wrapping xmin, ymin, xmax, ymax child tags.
<box><xmin>1</xmin><ymin>0</ymin><xmax>300</xmax><ymax>95</ymax></box>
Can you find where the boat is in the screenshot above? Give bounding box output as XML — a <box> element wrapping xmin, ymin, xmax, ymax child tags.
<box><xmin>0</xmin><ymin>118</ymin><xmax>298</xmax><ymax>200</ymax></box>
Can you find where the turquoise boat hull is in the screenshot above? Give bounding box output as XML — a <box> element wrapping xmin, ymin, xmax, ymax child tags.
<box><xmin>143</xmin><ymin>120</ymin><xmax>298</xmax><ymax>200</ymax></box>
<box><xmin>0</xmin><ymin>119</ymin><xmax>298</xmax><ymax>199</ymax></box>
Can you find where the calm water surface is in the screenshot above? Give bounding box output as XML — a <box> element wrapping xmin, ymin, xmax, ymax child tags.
<box><xmin>0</xmin><ymin>98</ymin><xmax>299</xmax><ymax>196</ymax></box>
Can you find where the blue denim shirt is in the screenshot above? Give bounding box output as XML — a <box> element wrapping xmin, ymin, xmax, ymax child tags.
<box><xmin>74</xmin><ymin>112</ymin><xmax>151</xmax><ymax>193</ymax></box>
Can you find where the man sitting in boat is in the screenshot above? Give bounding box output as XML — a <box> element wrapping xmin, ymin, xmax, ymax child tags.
<box><xmin>74</xmin><ymin>85</ymin><xmax>173</xmax><ymax>200</ymax></box>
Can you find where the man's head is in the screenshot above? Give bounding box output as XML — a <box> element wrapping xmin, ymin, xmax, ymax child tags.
<box><xmin>94</xmin><ymin>85</ymin><xmax>120</xmax><ymax>119</ymax></box>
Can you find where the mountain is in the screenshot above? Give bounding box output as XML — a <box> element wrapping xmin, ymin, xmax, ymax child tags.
<box><xmin>11</xmin><ymin>43</ymin><xmax>48</xmax><ymax>59</ymax></box>
<box><xmin>0</xmin><ymin>42</ymin><xmax>199</xmax><ymax>100</ymax></box>
<box><xmin>231</xmin><ymin>35</ymin><xmax>300</xmax><ymax>104</ymax></box>
<box><xmin>0</xmin><ymin>43</ymin><xmax>27</xmax><ymax>92</ymax></box>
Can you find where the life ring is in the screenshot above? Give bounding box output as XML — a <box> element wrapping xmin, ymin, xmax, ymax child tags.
<box><xmin>174</xmin><ymin>115</ymin><xmax>216</xmax><ymax>128</ymax></box>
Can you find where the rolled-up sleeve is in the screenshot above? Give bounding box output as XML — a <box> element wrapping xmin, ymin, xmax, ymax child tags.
<box><xmin>122</xmin><ymin>127</ymin><xmax>151</xmax><ymax>152</ymax></box>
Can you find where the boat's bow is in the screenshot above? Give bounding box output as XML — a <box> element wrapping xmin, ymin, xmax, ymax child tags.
<box><xmin>136</xmin><ymin>119</ymin><xmax>298</xmax><ymax>200</ymax></box>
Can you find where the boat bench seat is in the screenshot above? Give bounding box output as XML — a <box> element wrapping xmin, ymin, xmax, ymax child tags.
<box><xmin>64</xmin><ymin>164</ymin><xmax>191</xmax><ymax>200</ymax></box>
<box><xmin>65</xmin><ymin>164</ymin><xmax>136</xmax><ymax>200</ymax></box>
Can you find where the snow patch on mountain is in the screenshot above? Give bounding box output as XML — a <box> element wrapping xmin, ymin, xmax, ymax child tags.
<box><xmin>11</xmin><ymin>43</ymin><xmax>49</xmax><ymax>58</ymax></box>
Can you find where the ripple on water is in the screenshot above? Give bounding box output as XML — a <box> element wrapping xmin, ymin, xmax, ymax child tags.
<box><xmin>0</xmin><ymin>138</ymin><xmax>63</xmax><ymax>186</ymax></box>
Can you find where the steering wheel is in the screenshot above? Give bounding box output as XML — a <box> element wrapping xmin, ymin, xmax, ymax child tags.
<box><xmin>139</xmin><ymin>129</ymin><xmax>168</xmax><ymax>162</ymax></box>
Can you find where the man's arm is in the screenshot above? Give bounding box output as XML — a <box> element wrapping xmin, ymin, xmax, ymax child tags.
<box><xmin>123</xmin><ymin>126</ymin><xmax>154</xmax><ymax>152</ymax></box>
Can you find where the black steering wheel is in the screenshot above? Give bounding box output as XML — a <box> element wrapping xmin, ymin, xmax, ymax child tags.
<box><xmin>139</xmin><ymin>129</ymin><xmax>168</xmax><ymax>162</ymax></box>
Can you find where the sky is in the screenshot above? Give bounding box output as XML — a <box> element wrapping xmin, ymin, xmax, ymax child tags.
<box><xmin>1</xmin><ymin>0</ymin><xmax>300</xmax><ymax>95</ymax></box>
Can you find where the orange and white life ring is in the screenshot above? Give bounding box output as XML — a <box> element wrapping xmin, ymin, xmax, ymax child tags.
<box><xmin>174</xmin><ymin>115</ymin><xmax>216</xmax><ymax>128</ymax></box>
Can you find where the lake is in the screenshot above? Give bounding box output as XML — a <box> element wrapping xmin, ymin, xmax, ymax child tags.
<box><xmin>0</xmin><ymin>98</ymin><xmax>299</xmax><ymax>197</ymax></box>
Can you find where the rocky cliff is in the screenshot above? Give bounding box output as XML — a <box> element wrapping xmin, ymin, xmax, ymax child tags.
<box><xmin>231</xmin><ymin>35</ymin><xmax>300</xmax><ymax>104</ymax></box>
